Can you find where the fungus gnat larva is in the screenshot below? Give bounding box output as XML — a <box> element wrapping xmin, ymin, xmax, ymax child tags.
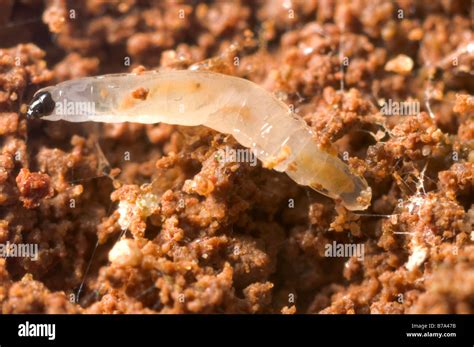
<box><xmin>26</xmin><ymin>70</ymin><xmax>372</xmax><ymax>210</ymax></box>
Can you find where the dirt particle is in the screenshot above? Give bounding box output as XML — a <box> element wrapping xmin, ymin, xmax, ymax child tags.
<box><xmin>131</xmin><ymin>87</ymin><xmax>149</xmax><ymax>100</ymax></box>
<box><xmin>385</xmin><ymin>54</ymin><xmax>414</xmax><ymax>75</ymax></box>
<box><xmin>15</xmin><ymin>168</ymin><xmax>54</xmax><ymax>209</ymax></box>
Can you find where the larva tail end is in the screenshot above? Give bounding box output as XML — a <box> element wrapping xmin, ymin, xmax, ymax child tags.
<box><xmin>341</xmin><ymin>186</ymin><xmax>372</xmax><ymax>211</ymax></box>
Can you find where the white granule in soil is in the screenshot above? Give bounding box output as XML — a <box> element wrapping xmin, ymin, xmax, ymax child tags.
<box><xmin>108</xmin><ymin>239</ymin><xmax>143</xmax><ymax>267</ymax></box>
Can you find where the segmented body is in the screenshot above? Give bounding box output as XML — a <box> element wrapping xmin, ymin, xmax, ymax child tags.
<box><xmin>35</xmin><ymin>70</ymin><xmax>371</xmax><ymax>210</ymax></box>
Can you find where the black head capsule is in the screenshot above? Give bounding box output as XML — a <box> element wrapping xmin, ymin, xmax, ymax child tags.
<box><xmin>26</xmin><ymin>91</ymin><xmax>56</xmax><ymax>120</ymax></box>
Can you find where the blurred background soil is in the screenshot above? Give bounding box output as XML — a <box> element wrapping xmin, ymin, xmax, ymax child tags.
<box><xmin>0</xmin><ymin>0</ymin><xmax>473</xmax><ymax>313</ymax></box>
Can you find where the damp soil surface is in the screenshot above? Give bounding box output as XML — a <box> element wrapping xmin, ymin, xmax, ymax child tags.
<box><xmin>0</xmin><ymin>0</ymin><xmax>473</xmax><ymax>314</ymax></box>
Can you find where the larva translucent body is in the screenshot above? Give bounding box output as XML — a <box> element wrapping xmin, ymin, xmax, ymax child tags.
<box><xmin>33</xmin><ymin>70</ymin><xmax>371</xmax><ymax>210</ymax></box>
